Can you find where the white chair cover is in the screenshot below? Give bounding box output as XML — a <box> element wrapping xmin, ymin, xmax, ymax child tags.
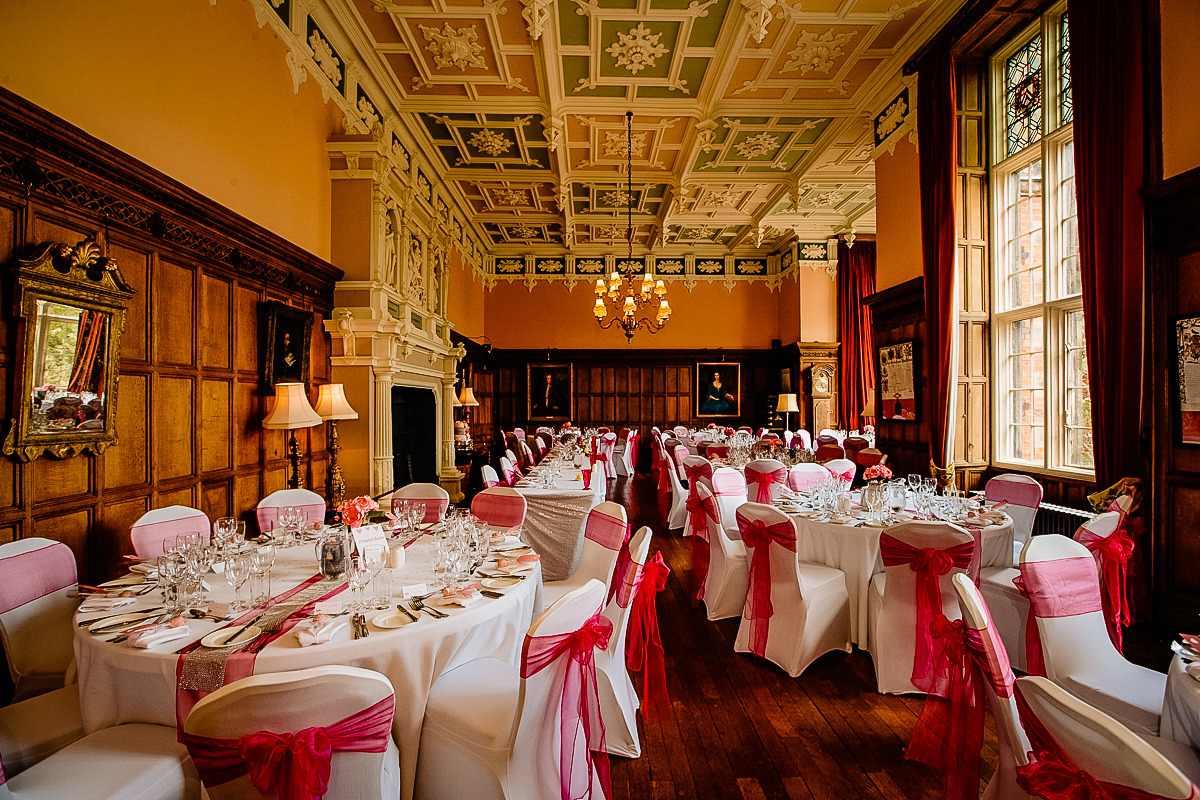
<box><xmin>0</xmin><ymin>686</ymin><xmax>84</xmax><ymax>780</ymax></box>
<box><xmin>823</xmin><ymin>458</ymin><xmax>857</xmax><ymax>484</ymax></box>
<box><xmin>130</xmin><ymin>506</ymin><xmax>211</xmax><ymax>559</ymax></box>
<box><xmin>710</xmin><ymin>467</ymin><xmax>748</xmax><ymax>540</ymax></box>
<box><xmin>543</xmin><ymin>502</ymin><xmax>628</xmax><ymax>608</ymax></box>
<box><xmin>596</xmin><ymin>527</ymin><xmax>652</xmax><ymax>758</ymax></box>
<box><xmin>601</xmin><ymin>433</ymin><xmax>618</xmax><ymax>479</ymax></box>
<box><xmin>866</xmin><ymin>521</ymin><xmax>976</xmax><ymax>695</ymax></box>
<box><xmin>787</xmin><ymin>463</ymin><xmax>831</xmax><ymax>492</ymax></box>
<box><xmin>673</xmin><ymin>426</ymin><xmax>688</xmax><ymax>438</ymax></box>
<box><xmin>482</xmin><ymin>464</ymin><xmax>502</xmax><ymax>489</ymax></box>
<box><xmin>471</xmin><ymin>487</ymin><xmax>528</xmax><ymax>530</ymax></box>
<box><xmin>414</xmin><ymin>581</ymin><xmax>609</xmax><ymax>800</ymax></box>
<box><xmin>1021</xmin><ymin>534</ymin><xmax>1164</xmax><ymax>737</ymax></box>
<box><xmin>743</xmin><ymin>459</ymin><xmax>789</xmax><ymax>503</ymax></box>
<box><xmin>499</xmin><ymin>456</ymin><xmax>519</xmax><ymax>486</ymax></box>
<box><xmin>256</xmin><ymin>489</ymin><xmax>325</xmax><ymax>534</ymax></box>
<box><xmin>702</xmin><ymin>494</ymin><xmax>748</xmax><ymax>622</ymax></box>
<box><xmin>392</xmin><ymin>482</ymin><xmax>450</xmax><ymax>523</ymax></box>
<box><xmin>0</xmin><ymin>539</ymin><xmax>77</xmax><ymax>701</ymax></box>
<box><xmin>504</xmin><ymin>450</ymin><xmax>523</xmax><ymax>478</ymax></box>
<box><xmin>664</xmin><ymin>453</ymin><xmax>689</xmax><ymax>531</ymax></box>
<box><xmin>732</xmin><ymin>504</ymin><xmax>851</xmax><ymax>677</ymax></box>
<box><xmin>986</xmin><ymin>474</ymin><xmax>1043</xmax><ymax>561</ymax></box>
<box><xmin>681</xmin><ymin>455</ymin><xmax>713</xmax><ymax>499</ymax></box>
<box><xmin>1016</xmin><ymin>676</ymin><xmax>1198</xmax><ymax>798</ymax></box>
<box><xmin>183</xmin><ymin>666</ymin><xmax>399</xmax><ymax>800</ymax></box>
<box><xmin>795</xmin><ymin>430</ymin><xmax>812</xmax><ymax>450</ymax></box>
<box><xmin>818</xmin><ymin>428</ymin><xmax>844</xmax><ymax>443</ymax></box>
<box><xmin>0</xmin><ymin>722</ymin><xmax>199</xmax><ymax>799</ymax></box>
<box><xmin>620</xmin><ymin>429</ymin><xmax>637</xmax><ymax>477</ymax></box>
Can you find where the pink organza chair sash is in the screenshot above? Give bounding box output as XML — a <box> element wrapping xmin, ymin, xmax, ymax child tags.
<box><xmin>625</xmin><ymin>552</ymin><xmax>671</xmax><ymax>719</ymax></box>
<box><xmin>879</xmin><ymin>534</ymin><xmax>975</xmax><ymax>693</ymax></box>
<box><xmin>744</xmin><ymin>465</ymin><xmax>786</xmax><ymax>504</ymax></box>
<box><xmin>521</xmin><ymin>612</ymin><xmax>613</xmax><ymax>800</ymax></box>
<box><xmin>183</xmin><ymin>695</ymin><xmax>393</xmax><ymax>800</ymax></box>
<box><xmin>394</xmin><ymin>496</ymin><xmax>449</xmax><ymax>524</ymax></box>
<box><xmin>131</xmin><ymin>513</ymin><xmax>210</xmax><ymax>558</ymax></box>
<box><xmin>471</xmin><ymin>492</ymin><xmax>527</xmax><ymax>530</ymax></box>
<box><xmin>908</xmin><ymin>616</ymin><xmax>1015</xmax><ymax>800</ymax></box>
<box><xmin>684</xmin><ymin>462</ymin><xmax>713</xmax><ymax>497</ymax></box>
<box><xmin>1076</xmin><ymin>524</ymin><xmax>1135</xmax><ymax>651</ymax></box>
<box><xmin>686</xmin><ymin>494</ymin><xmax>719</xmax><ymax>604</ymax></box>
<box><xmin>0</xmin><ymin>542</ymin><xmax>76</xmax><ymax>615</ymax></box>
<box><xmin>736</xmin><ymin>512</ymin><xmax>797</xmax><ymax>657</ymax></box>
<box><xmin>585</xmin><ymin>510</ymin><xmax>627</xmax><ymax>552</ymax></box>
<box><xmin>1012</xmin><ymin>686</ymin><xmax>1197</xmax><ymax>800</ymax></box>
<box><xmin>826</xmin><ymin>466</ymin><xmax>855</xmax><ymax>484</ymax></box>
<box><xmin>1013</xmin><ymin>556</ymin><xmax>1103</xmax><ymax>677</ymax></box>
<box><xmin>987</xmin><ymin>479</ymin><xmax>1043</xmax><ymax>509</ymax></box>
<box><xmin>257</xmin><ymin>503</ymin><xmax>326</xmax><ymax>534</ymax></box>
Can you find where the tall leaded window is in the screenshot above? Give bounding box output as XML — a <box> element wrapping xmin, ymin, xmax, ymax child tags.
<box><xmin>990</xmin><ymin>4</ymin><xmax>1091</xmax><ymax>475</ymax></box>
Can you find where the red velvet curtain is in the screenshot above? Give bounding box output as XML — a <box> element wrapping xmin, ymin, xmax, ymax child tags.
<box><xmin>1070</xmin><ymin>0</ymin><xmax>1145</xmax><ymax>489</ymax></box>
<box><xmin>837</xmin><ymin>241</ymin><xmax>876</xmax><ymax>428</ymax></box>
<box><xmin>918</xmin><ymin>46</ymin><xmax>957</xmax><ymax>477</ymax></box>
<box><xmin>67</xmin><ymin>309</ymin><xmax>108</xmax><ymax>396</ymax></box>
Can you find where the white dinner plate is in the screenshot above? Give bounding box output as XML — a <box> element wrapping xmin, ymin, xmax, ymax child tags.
<box><xmin>98</xmin><ymin>575</ymin><xmax>147</xmax><ymax>588</ymax></box>
<box><xmin>200</xmin><ymin>625</ymin><xmax>262</xmax><ymax>648</ymax></box>
<box><xmin>494</xmin><ymin>546</ymin><xmax>533</xmax><ymax>556</ymax></box>
<box><xmin>371</xmin><ymin>611</ymin><xmax>416</xmax><ymax>629</ymax></box>
<box><xmin>482</xmin><ymin>576</ymin><xmax>521</xmax><ymax>589</ymax></box>
<box><xmin>88</xmin><ymin>612</ymin><xmax>160</xmax><ymax>634</ymax></box>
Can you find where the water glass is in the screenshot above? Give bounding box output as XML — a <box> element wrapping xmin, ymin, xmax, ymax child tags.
<box><xmin>226</xmin><ymin>552</ymin><xmax>252</xmax><ymax>612</ymax></box>
<box><xmin>249</xmin><ymin>569</ymin><xmax>271</xmax><ymax>606</ymax></box>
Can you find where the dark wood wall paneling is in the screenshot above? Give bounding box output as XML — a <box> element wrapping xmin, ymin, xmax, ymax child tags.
<box><xmin>1147</xmin><ymin>165</ymin><xmax>1200</xmax><ymax>631</ymax></box>
<box><xmin>0</xmin><ymin>89</ymin><xmax>341</xmax><ymax>582</ymax></box>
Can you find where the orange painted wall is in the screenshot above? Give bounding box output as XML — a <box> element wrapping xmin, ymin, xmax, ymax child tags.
<box><xmin>778</xmin><ymin>272</ymin><xmax>801</xmax><ymax>344</ymax></box>
<box><xmin>1162</xmin><ymin>0</ymin><xmax>1200</xmax><ymax>179</ymax></box>
<box><xmin>874</xmin><ymin>139</ymin><xmax>924</xmax><ymax>290</ymax></box>
<box><xmin>798</xmin><ymin>265</ymin><xmax>838</xmax><ymax>341</ymax></box>
<box><xmin>0</xmin><ymin>0</ymin><xmax>340</xmax><ymax>259</ymax></box>
<box><xmin>482</xmin><ymin>279</ymin><xmax>781</xmax><ymax>350</ymax></box>
<box><xmin>448</xmin><ymin>248</ymin><xmax>487</xmax><ymax>340</ymax></box>
<box><xmin>329</xmin><ymin>180</ymin><xmax>373</xmax><ymax>281</ymax></box>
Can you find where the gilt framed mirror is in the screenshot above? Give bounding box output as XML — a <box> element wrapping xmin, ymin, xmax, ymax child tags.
<box><xmin>3</xmin><ymin>240</ymin><xmax>135</xmax><ymax>461</ymax></box>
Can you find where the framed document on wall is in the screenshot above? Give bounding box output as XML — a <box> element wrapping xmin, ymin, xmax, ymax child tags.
<box><xmin>527</xmin><ymin>363</ymin><xmax>573</xmax><ymax>421</ymax></box>
<box><xmin>878</xmin><ymin>341</ymin><xmax>916</xmax><ymax>422</ymax></box>
<box><xmin>1174</xmin><ymin>315</ymin><xmax>1200</xmax><ymax>445</ymax></box>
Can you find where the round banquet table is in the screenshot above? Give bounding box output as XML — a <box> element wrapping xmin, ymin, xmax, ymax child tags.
<box><xmin>783</xmin><ymin>511</ymin><xmax>1015</xmax><ymax>650</ymax></box>
<box><xmin>514</xmin><ymin>457</ymin><xmax>603</xmax><ymax>580</ymax></box>
<box><xmin>73</xmin><ymin>537</ymin><xmax>541</xmax><ymax>800</ymax></box>
<box><xmin>1162</xmin><ymin>654</ymin><xmax>1200</xmax><ymax>750</ymax></box>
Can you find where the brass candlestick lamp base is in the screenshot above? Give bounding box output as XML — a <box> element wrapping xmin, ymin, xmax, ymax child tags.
<box><xmin>286</xmin><ymin>429</ymin><xmax>305</xmax><ymax>489</ymax></box>
<box><xmin>327</xmin><ymin>419</ymin><xmax>347</xmax><ymax>510</ymax></box>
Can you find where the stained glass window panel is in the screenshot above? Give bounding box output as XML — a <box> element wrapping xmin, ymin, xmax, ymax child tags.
<box><xmin>1006</xmin><ymin>35</ymin><xmax>1043</xmax><ymax>156</ymax></box>
<box><xmin>1060</xmin><ymin>15</ymin><xmax>1072</xmax><ymax>124</ymax></box>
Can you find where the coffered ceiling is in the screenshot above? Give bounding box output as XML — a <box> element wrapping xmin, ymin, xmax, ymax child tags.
<box><xmin>257</xmin><ymin>0</ymin><xmax>959</xmax><ymax>260</ymax></box>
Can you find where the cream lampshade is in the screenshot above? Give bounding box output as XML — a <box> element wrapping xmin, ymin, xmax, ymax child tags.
<box><xmin>776</xmin><ymin>392</ymin><xmax>799</xmax><ymax>432</ymax></box>
<box><xmin>452</xmin><ymin>391</ymin><xmax>463</xmax><ymax>408</ymax></box>
<box><xmin>314</xmin><ymin>383</ymin><xmax>358</xmax><ymax>421</ymax></box>
<box><xmin>263</xmin><ymin>383</ymin><xmax>322</xmax><ymax>490</ymax></box>
<box><xmin>862</xmin><ymin>391</ymin><xmax>876</xmax><ymax>420</ymax></box>
<box><xmin>459</xmin><ymin>387</ymin><xmax>479</xmax><ymax>406</ymax></box>
<box><xmin>310</xmin><ymin>383</ymin><xmax>356</xmax><ymax>509</ymax></box>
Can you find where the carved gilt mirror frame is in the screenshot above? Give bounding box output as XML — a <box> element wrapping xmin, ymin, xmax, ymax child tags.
<box><xmin>3</xmin><ymin>240</ymin><xmax>135</xmax><ymax>461</ymax></box>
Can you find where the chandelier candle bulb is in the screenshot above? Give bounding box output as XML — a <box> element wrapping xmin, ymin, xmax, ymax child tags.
<box><xmin>655</xmin><ymin>280</ymin><xmax>667</xmax><ymax>297</ymax></box>
<box><xmin>623</xmin><ymin>296</ymin><xmax>636</xmax><ymax>316</ymax></box>
<box><xmin>594</xmin><ymin>279</ymin><xmax>606</xmax><ymax>295</ymax></box>
<box><xmin>593</xmin><ymin>298</ymin><xmax>607</xmax><ymax>319</ymax></box>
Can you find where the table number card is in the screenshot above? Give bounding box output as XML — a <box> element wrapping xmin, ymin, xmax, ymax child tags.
<box><xmin>352</xmin><ymin>523</ymin><xmax>388</xmax><ymax>554</ymax></box>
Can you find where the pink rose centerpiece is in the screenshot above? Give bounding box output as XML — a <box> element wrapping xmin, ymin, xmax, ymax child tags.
<box><xmin>336</xmin><ymin>495</ymin><xmax>393</xmax><ymax>528</ymax></box>
<box><xmin>863</xmin><ymin>463</ymin><xmax>893</xmax><ymax>483</ymax></box>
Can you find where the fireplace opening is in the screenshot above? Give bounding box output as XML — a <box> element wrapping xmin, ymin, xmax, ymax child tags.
<box><xmin>391</xmin><ymin>386</ymin><xmax>437</xmax><ymax>487</ymax></box>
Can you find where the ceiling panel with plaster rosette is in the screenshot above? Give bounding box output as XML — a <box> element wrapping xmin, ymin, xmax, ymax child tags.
<box><xmin>253</xmin><ymin>0</ymin><xmax>961</xmax><ymax>261</ymax></box>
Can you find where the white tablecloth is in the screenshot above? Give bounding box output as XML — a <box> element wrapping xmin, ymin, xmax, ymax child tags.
<box><xmin>1163</xmin><ymin>654</ymin><xmax>1200</xmax><ymax>750</ymax></box>
<box><xmin>514</xmin><ymin>469</ymin><xmax>601</xmax><ymax>580</ymax></box>
<box><xmin>785</xmin><ymin>513</ymin><xmax>1015</xmax><ymax>650</ymax></box>
<box><xmin>73</xmin><ymin>539</ymin><xmax>541</xmax><ymax>800</ymax></box>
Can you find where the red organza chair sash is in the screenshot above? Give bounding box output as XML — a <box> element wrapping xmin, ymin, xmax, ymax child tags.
<box><xmin>686</xmin><ymin>495</ymin><xmax>719</xmax><ymax>604</ymax></box>
<box><xmin>827</xmin><ymin>467</ymin><xmax>855</xmax><ymax>485</ymax></box>
<box><xmin>0</xmin><ymin>542</ymin><xmax>76</xmax><ymax>615</ymax></box>
<box><xmin>685</xmin><ymin>463</ymin><xmax>713</xmax><ymax>496</ymax></box>
<box><xmin>745</xmin><ymin>466</ymin><xmax>786</xmax><ymax>504</ymax></box>
<box><xmin>521</xmin><ymin>612</ymin><xmax>614</xmax><ymax>800</ymax></box>
<box><xmin>603</xmin><ymin>524</ymin><xmax>636</xmax><ymax>609</ymax></box>
<box><xmin>471</xmin><ymin>493</ymin><xmax>526</xmax><ymax>530</ymax></box>
<box><xmin>879</xmin><ymin>534</ymin><xmax>975</xmax><ymax>692</ymax></box>
<box><xmin>907</xmin><ymin>616</ymin><xmax>1013</xmax><ymax>800</ymax></box>
<box><xmin>1012</xmin><ymin>556</ymin><xmax>1103</xmax><ymax>677</ymax></box>
<box><xmin>1013</xmin><ymin>687</ymin><xmax>1197</xmax><ymax>800</ymax></box>
<box><xmin>182</xmin><ymin>695</ymin><xmax>394</xmax><ymax>800</ymax></box>
<box><xmin>626</xmin><ymin>552</ymin><xmax>671</xmax><ymax>719</ymax></box>
<box><xmin>1077</xmin><ymin>526</ymin><xmax>1135</xmax><ymax>651</ymax></box>
<box><xmin>737</xmin><ymin>513</ymin><xmax>797</xmax><ymax>657</ymax></box>
<box><xmin>586</xmin><ymin>511</ymin><xmax>628</xmax><ymax>552</ymax></box>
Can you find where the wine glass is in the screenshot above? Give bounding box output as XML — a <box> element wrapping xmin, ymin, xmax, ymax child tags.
<box><xmin>157</xmin><ymin>553</ymin><xmax>186</xmax><ymax>614</ymax></box>
<box><xmin>361</xmin><ymin>544</ymin><xmax>388</xmax><ymax>609</ymax></box>
<box><xmin>225</xmin><ymin>552</ymin><xmax>252</xmax><ymax>612</ymax></box>
<box><xmin>346</xmin><ymin>554</ymin><xmax>372</xmax><ymax>611</ymax></box>
<box><xmin>907</xmin><ymin>474</ymin><xmax>921</xmax><ymax>494</ymax></box>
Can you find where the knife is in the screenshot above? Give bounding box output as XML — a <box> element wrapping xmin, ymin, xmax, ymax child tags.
<box><xmin>79</xmin><ymin>606</ymin><xmax>163</xmax><ymax>627</ymax></box>
<box><xmin>221</xmin><ymin>611</ymin><xmax>266</xmax><ymax>647</ymax></box>
<box><xmin>90</xmin><ymin>613</ymin><xmax>164</xmax><ymax>634</ymax></box>
<box><xmin>395</xmin><ymin>603</ymin><xmax>419</xmax><ymax>623</ymax></box>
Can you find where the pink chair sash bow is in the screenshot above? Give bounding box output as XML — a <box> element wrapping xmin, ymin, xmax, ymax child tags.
<box><xmin>1012</xmin><ymin>556</ymin><xmax>1103</xmax><ymax>677</ymax></box>
<box><xmin>879</xmin><ymin>534</ymin><xmax>975</xmax><ymax>692</ymax></box>
<box><xmin>684</xmin><ymin>463</ymin><xmax>713</xmax><ymax>497</ymax></box>
<box><xmin>626</xmin><ymin>552</ymin><xmax>671</xmax><ymax>720</ymax></box>
<box><xmin>745</xmin><ymin>466</ymin><xmax>786</xmax><ymax>504</ymax></box>
<box><xmin>738</xmin><ymin>513</ymin><xmax>797</xmax><ymax>657</ymax></box>
<box><xmin>827</xmin><ymin>467</ymin><xmax>855</xmax><ymax>485</ymax></box>
<box><xmin>686</xmin><ymin>495</ymin><xmax>719</xmax><ymax>604</ymax></box>
<box><xmin>907</xmin><ymin>616</ymin><xmax>1014</xmax><ymax>800</ymax></box>
<box><xmin>1077</xmin><ymin>526</ymin><xmax>1135</xmax><ymax>651</ymax></box>
<box><xmin>1012</xmin><ymin>687</ymin><xmax>1196</xmax><ymax>800</ymax></box>
<box><xmin>183</xmin><ymin>695</ymin><xmax>394</xmax><ymax>800</ymax></box>
<box><xmin>521</xmin><ymin>612</ymin><xmax>614</xmax><ymax>800</ymax></box>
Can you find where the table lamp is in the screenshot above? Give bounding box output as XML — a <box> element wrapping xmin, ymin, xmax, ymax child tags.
<box><xmin>262</xmin><ymin>383</ymin><xmax>322</xmax><ymax>490</ymax></box>
<box><xmin>776</xmin><ymin>393</ymin><xmax>799</xmax><ymax>432</ymax></box>
<box><xmin>862</xmin><ymin>391</ymin><xmax>876</xmax><ymax>425</ymax></box>
<box><xmin>314</xmin><ymin>383</ymin><xmax>358</xmax><ymax>509</ymax></box>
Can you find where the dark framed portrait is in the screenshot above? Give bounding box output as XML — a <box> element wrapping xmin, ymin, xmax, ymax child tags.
<box><xmin>527</xmin><ymin>363</ymin><xmax>573</xmax><ymax>421</ymax></box>
<box><xmin>1173</xmin><ymin>314</ymin><xmax>1200</xmax><ymax>446</ymax></box>
<box><xmin>262</xmin><ymin>301</ymin><xmax>313</xmax><ymax>393</ymax></box>
<box><xmin>697</xmin><ymin>363</ymin><xmax>740</xmax><ymax>418</ymax></box>
<box><xmin>878</xmin><ymin>340</ymin><xmax>916</xmax><ymax>422</ymax></box>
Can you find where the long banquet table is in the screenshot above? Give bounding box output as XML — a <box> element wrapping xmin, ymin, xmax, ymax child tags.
<box><xmin>73</xmin><ymin>536</ymin><xmax>541</xmax><ymax>800</ymax></box>
<box><xmin>513</xmin><ymin>460</ymin><xmax>602</xmax><ymax>580</ymax></box>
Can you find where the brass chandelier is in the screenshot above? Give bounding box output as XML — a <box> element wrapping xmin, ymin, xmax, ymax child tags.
<box><xmin>592</xmin><ymin>111</ymin><xmax>672</xmax><ymax>343</ymax></box>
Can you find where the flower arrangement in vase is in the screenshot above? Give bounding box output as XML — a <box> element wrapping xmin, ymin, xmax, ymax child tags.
<box><xmin>336</xmin><ymin>495</ymin><xmax>394</xmax><ymax>528</ymax></box>
<box><xmin>863</xmin><ymin>463</ymin><xmax>893</xmax><ymax>483</ymax></box>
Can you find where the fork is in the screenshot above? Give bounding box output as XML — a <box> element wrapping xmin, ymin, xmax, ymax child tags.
<box><xmin>410</xmin><ymin>597</ymin><xmax>447</xmax><ymax>619</ymax></box>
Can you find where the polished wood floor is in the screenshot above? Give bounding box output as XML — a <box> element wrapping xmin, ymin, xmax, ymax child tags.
<box><xmin>603</xmin><ymin>471</ymin><xmax>1170</xmax><ymax>800</ymax></box>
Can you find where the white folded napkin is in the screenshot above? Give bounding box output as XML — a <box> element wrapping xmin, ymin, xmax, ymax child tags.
<box><xmin>126</xmin><ymin>623</ymin><xmax>191</xmax><ymax>649</ymax></box>
<box><xmin>294</xmin><ymin>618</ymin><xmax>347</xmax><ymax>647</ymax></box>
<box><xmin>79</xmin><ymin>596</ymin><xmax>137</xmax><ymax>612</ymax></box>
<box><xmin>433</xmin><ymin>586</ymin><xmax>483</xmax><ymax>608</ymax></box>
<box><xmin>490</xmin><ymin>534</ymin><xmax>522</xmax><ymax>548</ymax></box>
<box><xmin>129</xmin><ymin>563</ymin><xmax>158</xmax><ymax>576</ymax></box>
